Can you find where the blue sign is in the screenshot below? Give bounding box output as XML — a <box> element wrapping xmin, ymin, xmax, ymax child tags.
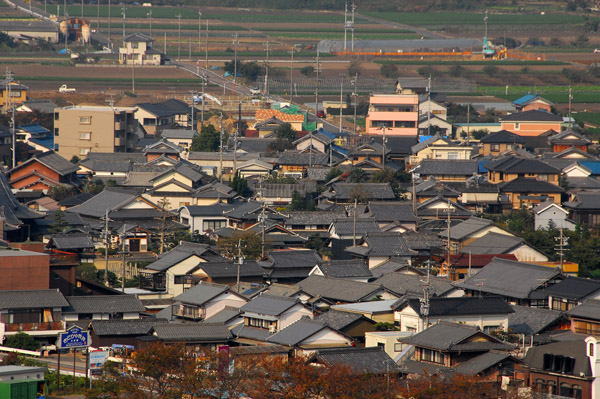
<box><xmin>57</xmin><ymin>326</ymin><xmax>91</xmax><ymax>349</ymax></box>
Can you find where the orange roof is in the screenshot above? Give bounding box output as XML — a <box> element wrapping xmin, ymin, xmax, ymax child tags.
<box><xmin>255</xmin><ymin>109</ymin><xmax>305</xmax><ymax>123</ymax></box>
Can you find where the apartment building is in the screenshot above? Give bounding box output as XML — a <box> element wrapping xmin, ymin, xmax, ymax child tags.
<box><xmin>54</xmin><ymin>105</ymin><xmax>138</xmax><ymax>161</ymax></box>
<box><xmin>365</xmin><ymin>94</ymin><xmax>419</xmax><ymax>136</ymax></box>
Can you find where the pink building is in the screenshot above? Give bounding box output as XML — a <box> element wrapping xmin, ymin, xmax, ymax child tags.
<box><xmin>365</xmin><ymin>94</ymin><xmax>419</xmax><ymax>136</ymax></box>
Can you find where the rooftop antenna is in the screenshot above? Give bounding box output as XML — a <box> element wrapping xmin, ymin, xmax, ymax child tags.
<box><xmin>419</xmin><ymin>260</ymin><xmax>432</xmax><ymax>330</ymax></box>
<box><xmin>554</xmin><ymin>228</ymin><xmax>569</xmax><ymax>273</ymax></box>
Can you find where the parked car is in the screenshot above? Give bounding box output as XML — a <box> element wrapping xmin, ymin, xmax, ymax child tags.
<box><xmin>59</xmin><ymin>84</ymin><xmax>76</xmax><ymax>93</ymax></box>
<box><xmin>317</xmin><ymin>110</ymin><xmax>326</xmax><ymax>118</ymax></box>
<box><xmin>595</xmin><ymin>48</ymin><xmax>600</xmax><ymax>53</ymax></box>
<box><xmin>250</xmin><ymin>87</ymin><xmax>261</xmax><ymax>96</ymax></box>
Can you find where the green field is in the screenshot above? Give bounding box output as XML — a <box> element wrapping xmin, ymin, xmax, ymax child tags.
<box><xmin>573</xmin><ymin>112</ymin><xmax>600</xmax><ymax>126</ymax></box>
<box><xmin>469</xmin><ymin>86</ymin><xmax>600</xmax><ymax>103</ymax></box>
<box><xmin>256</xmin><ymin>27</ymin><xmax>414</xmax><ymax>34</ymax></box>
<box><xmin>57</xmin><ymin>5</ymin><xmax>364</xmax><ymax>23</ymax></box>
<box><xmin>362</xmin><ymin>11</ymin><xmax>586</xmax><ymax>26</ymax></box>
<box><xmin>95</xmin><ymin>22</ymin><xmax>245</xmax><ymax>31</ymax></box>
<box><xmin>264</xmin><ymin>32</ymin><xmax>420</xmax><ymax>40</ymax></box>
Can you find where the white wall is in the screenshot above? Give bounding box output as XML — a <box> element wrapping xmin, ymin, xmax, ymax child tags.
<box><xmin>205</xmin><ymin>292</ymin><xmax>248</xmax><ymax>319</ymax></box>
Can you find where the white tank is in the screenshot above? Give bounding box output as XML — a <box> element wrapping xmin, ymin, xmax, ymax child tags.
<box><xmin>81</xmin><ymin>24</ymin><xmax>90</xmax><ymax>43</ymax></box>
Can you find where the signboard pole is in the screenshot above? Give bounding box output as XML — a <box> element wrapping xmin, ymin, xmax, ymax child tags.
<box><xmin>73</xmin><ymin>349</ymin><xmax>76</xmax><ymax>390</ymax></box>
<box><xmin>57</xmin><ymin>350</ymin><xmax>61</xmax><ymax>390</ymax></box>
<box><xmin>85</xmin><ymin>350</ymin><xmax>89</xmax><ymax>389</ymax></box>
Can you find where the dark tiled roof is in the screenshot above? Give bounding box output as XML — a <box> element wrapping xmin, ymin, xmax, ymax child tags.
<box><xmin>12</xmin><ymin>151</ymin><xmax>78</xmax><ymax>176</ymax></box>
<box><xmin>196</xmin><ymin>261</ymin><xmax>265</xmax><ymax>279</ymax></box>
<box><xmin>402</xmin><ymin>296</ymin><xmax>514</xmax><ymax>317</ymax></box>
<box><xmin>455</xmin><ymin>258</ymin><xmax>562</xmax><ymax>299</ymax></box>
<box><xmin>232</xmin><ymin>324</ymin><xmax>272</xmax><ymax>341</ymax></box>
<box><xmin>484</xmin><ymin>156</ymin><xmax>560</xmax><ymax>174</ymax></box>
<box><xmin>564</xmin><ymin>191</ymin><xmax>600</xmax><ymax>210</ymax></box>
<box><xmin>314</xmin><ymin>309</ymin><xmax>371</xmax><ymax>330</ymax></box>
<box><xmin>508</xmin><ymin>305</ymin><xmax>562</xmax><ymax>335</ymax></box>
<box><xmin>480</xmin><ymin>130</ymin><xmax>527</xmax><ymax>144</ymax></box>
<box><xmin>376</xmin><ymin>273</ymin><xmax>455</xmax><ymax>298</ymax></box>
<box><xmin>137</xmin><ymin>103</ymin><xmax>176</xmax><ymax>118</ymax></box>
<box><xmin>331</xmin><ymin>217</ymin><xmax>380</xmax><ymax>236</ymax></box>
<box><xmin>175</xmin><ymin>282</ymin><xmax>231</xmax><ymax>306</ymax></box>
<box><xmin>566</xmin><ymin>299</ymin><xmax>600</xmax><ymax>321</ymax></box>
<box><xmin>152</xmin><ymin>323</ymin><xmax>232</xmax><ymax>342</ymax></box>
<box><xmin>0</xmin><ymin>174</ymin><xmax>43</xmax><ymax>230</ymax></box>
<box><xmin>203</xmin><ymin>307</ymin><xmax>241</xmax><ymax>324</ymax></box>
<box><xmin>123</xmin><ymin>32</ymin><xmax>153</xmax><ymax>42</ymax></box>
<box><xmin>266</xmin><ymin>318</ymin><xmax>340</xmax><ymax>346</ymax></box>
<box><xmin>259</xmin><ymin>249</ymin><xmax>321</xmax><ymax>270</ymax></box>
<box><xmin>364</xmin><ymin>201</ymin><xmax>417</xmax><ymax>223</ymax></box>
<box><xmin>315</xmin><ymin>347</ymin><xmax>401</xmax><ymax>374</ymax></box>
<box><xmin>316</xmin><ymin>260</ymin><xmax>372</xmax><ymax>279</ymax></box>
<box><xmin>286</xmin><ymin>210</ymin><xmax>344</xmax><ymax>226</ymax></box>
<box><xmin>48</xmin><ymin>233</ymin><xmax>94</xmax><ymax>250</ymax></box>
<box><xmin>539</xmin><ymin>276</ymin><xmax>600</xmax><ymax>300</ymax></box>
<box><xmin>501</xmin><ymin>110</ymin><xmax>563</xmax><ymax>122</ymax></box>
<box><xmin>323</xmin><ymin>183</ymin><xmax>396</xmax><ymax>201</ymax></box>
<box><xmin>452</xmin><ymin>351</ymin><xmax>512</xmax><ymax>376</ymax></box>
<box><xmin>183</xmin><ymin>203</ymin><xmax>236</xmax><ymax>217</ymax></box>
<box><xmin>444</xmin><ymin>217</ymin><xmax>494</xmax><ymax>241</ymax></box>
<box><xmin>240</xmin><ymin>294</ymin><xmax>302</xmax><ymax>316</ymax></box>
<box><xmin>523</xmin><ymin>338</ymin><xmax>592</xmax><ymax>377</ymax></box>
<box><xmin>145</xmin><ymin>242</ymin><xmax>220</xmax><ymax>272</ymax></box>
<box><xmin>498</xmin><ymin>177</ymin><xmax>564</xmax><ymax>193</ymax></box>
<box><xmin>0</xmin><ymin>289</ymin><xmax>68</xmax><ymax>310</ymax></box>
<box><xmin>91</xmin><ymin>318</ymin><xmax>167</xmax><ymax>336</ymax></box>
<box><xmin>296</xmin><ymin>275</ymin><xmax>384</xmax><ymax>302</ymax></box>
<box><xmin>346</xmin><ymin>232</ymin><xmax>417</xmax><ymax>258</ymax></box>
<box><xmin>65</xmin><ymin>295</ymin><xmax>145</xmax><ymax>314</ymax></box>
<box><xmin>416</xmin><ymin>160</ymin><xmax>479</xmax><ymax>177</ymax></box>
<box><xmin>66</xmin><ymin>187</ymin><xmax>141</xmax><ymax>218</ymax></box>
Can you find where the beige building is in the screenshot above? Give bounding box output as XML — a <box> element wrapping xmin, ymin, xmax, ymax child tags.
<box><xmin>119</xmin><ymin>32</ymin><xmax>162</xmax><ymax>66</ymax></box>
<box><xmin>54</xmin><ymin>105</ymin><xmax>138</xmax><ymax>161</ymax></box>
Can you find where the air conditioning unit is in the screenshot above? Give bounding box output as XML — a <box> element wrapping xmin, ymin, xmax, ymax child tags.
<box><xmin>269</xmin><ymin>325</ymin><xmax>276</xmax><ymax>334</ymax></box>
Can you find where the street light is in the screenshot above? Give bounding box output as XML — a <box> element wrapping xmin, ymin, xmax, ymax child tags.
<box><xmin>121</xmin><ymin>7</ymin><xmax>126</xmax><ymax>41</ymax></box>
<box><xmin>146</xmin><ymin>10</ymin><xmax>152</xmax><ymax>37</ymax></box>
<box><xmin>176</xmin><ymin>13</ymin><xmax>182</xmax><ymax>61</ymax></box>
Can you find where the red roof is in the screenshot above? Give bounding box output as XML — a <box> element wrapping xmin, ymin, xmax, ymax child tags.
<box><xmin>447</xmin><ymin>254</ymin><xmax>517</xmax><ymax>267</ymax></box>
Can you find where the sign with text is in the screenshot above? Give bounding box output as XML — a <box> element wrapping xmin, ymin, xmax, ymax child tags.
<box><xmin>57</xmin><ymin>326</ymin><xmax>90</xmax><ymax>349</ymax></box>
<box><xmin>89</xmin><ymin>350</ymin><xmax>109</xmax><ymax>369</ymax></box>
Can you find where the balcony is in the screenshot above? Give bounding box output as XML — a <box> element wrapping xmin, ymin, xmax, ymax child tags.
<box><xmin>48</xmin><ymin>252</ymin><xmax>79</xmax><ymax>266</ymax></box>
<box><xmin>114</xmin><ymin>121</ymin><xmax>125</xmax><ymax>130</ymax></box>
<box><xmin>5</xmin><ymin>321</ymin><xmax>65</xmax><ymax>333</ymax></box>
<box><xmin>174</xmin><ymin>305</ymin><xmax>203</xmax><ymax>320</ymax></box>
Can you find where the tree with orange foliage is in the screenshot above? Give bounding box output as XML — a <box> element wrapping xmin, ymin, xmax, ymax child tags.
<box><xmin>397</xmin><ymin>372</ymin><xmax>498</xmax><ymax>399</ymax></box>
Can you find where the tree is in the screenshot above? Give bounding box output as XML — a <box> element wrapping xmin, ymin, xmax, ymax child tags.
<box><xmin>83</xmin><ymin>179</ymin><xmax>105</xmax><ymax>195</ymax></box>
<box><xmin>69</xmin><ymin>155</ymin><xmax>80</xmax><ymax>164</ymax></box>
<box><xmin>306</xmin><ymin>233</ymin><xmax>330</xmax><ymax>257</ymax></box>
<box><xmin>4</xmin><ymin>333</ymin><xmax>38</xmax><ymax>351</ymax></box>
<box><xmin>549</xmin><ymin>37</ymin><xmax>563</xmax><ymax>47</ymax></box>
<box><xmin>289</xmin><ymin>190</ymin><xmax>315</xmax><ymax>211</ymax></box>
<box><xmin>268</xmin><ymin>123</ymin><xmax>296</xmax><ymax>152</ymax></box>
<box><xmin>218</xmin><ymin>230</ymin><xmax>266</xmax><ymax>260</ymax></box>
<box><xmin>324</xmin><ymin>167</ymin><xmax>343</xmax><ymax>183</ymax></box>
<box><xmin>240</xmin><ymin>61</ymin><xmax>264</xmax><ymax>82</ymax></box>
<box><xmin>224</xmin><ymin>59</ymin><xmax>243</xmax><ymax>76</ymax></box>
<box><xmin>380</xmin><ymin>63</ymin><xmax>398</xmax><ymax>78</ymax></box>
<box><xmin>448</xmin><ymin>64</ymin><xmax>465</xmax><ymax>77</ymax></box>
<box><xmin>47</xmin><ymin>185</ymin><xmax>75</xmax><ymax>201</ymax></box>
<box><xmin>300</xmin><ymin>65</ymin><xmax>315</xmax><ymax>76</ymax></box>
<box><xmin>49</xmin><ymin>209</ymin><xmax>68</xmax><ymax>234</ymax></box>
<box><xmin>396</xmin><ymin>372</ymin><xmax>495</xmax><ymax>399</ymax></box>
<box><xmin>191</xmin><ymin>124</ymin><xmax>221</xmax><ymax>152</ymax></box>
<box><xmin>348</xmin><ymin>168</ymin><xmax>367</xmax><ymax>183</ymax></box>
<box><xmin>470</xmin><ymin>129</ymin><xmax>489</xmax><ymax>140</ymax></box>
<box><xmin>504</xmin><ymin>37</ymin><xmax>521</xmax><ymax>49</ymax></box>
<box><xmin>230</xmin><ymin>171</ymin><xmax>250</xmax><ymax>197</ymax></box>
<box><xmin>571</xmin><ymin>34</ymin><xmax>589</xmax><ymax>47</ymax></box>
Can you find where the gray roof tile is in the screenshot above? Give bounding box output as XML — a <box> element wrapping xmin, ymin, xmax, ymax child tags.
<box><xmin>91</xmin><ymin>318</ymin><xmax>168</xmax><ymax>336</ymax></box>
<box><xmin>241</xmin><ymin>295</ymin><xmax>302</xmax><ymax>316</ymax></box>
<box><xmin>65</xmin><ymin>295</ymin><xmax>145</xmax><ymax>314</ymax></box>
<box><xmin>152</xmin><ymin>323</ymin><xmax>232</xmax><ymax>341</ymax></box>
<box><xmin>175</xmin><ymin>282</ymin><xmax>232</xmax><ymax>307</ymax></box>
<box><xmin>0</xmin><ymin>289</ymin><xmax>68</xmax><ymax>310</ymax></box>
<box><xmin>296</xmin><ymin>275</ymin><xmax>384</xmax><ymax>302</ymax></box>
<box><xmin>315</xmin><ymin>346</ymin><xmax>401</xmax><ymax>374</ymax></box>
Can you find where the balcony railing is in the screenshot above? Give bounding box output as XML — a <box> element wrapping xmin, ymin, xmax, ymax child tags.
<box><xmin>5</xmin><ymin>321</ymin><xmax>65</xmax><ymax>332</ymax></box>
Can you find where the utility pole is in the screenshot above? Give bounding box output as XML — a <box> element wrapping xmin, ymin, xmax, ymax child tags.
<box><xmin>378</xmin><ymin>124</ymin><xmax>387</xmax><ymax>169</ymax></box>
<box><xmin>420</xmin><ymin>261</ymin><xmax>432</xmax><ymax>331</ymax></box>
<box><xmin>343</xmin><ymin>2</ymin><xmax>348</xmax><ymax>51</ymax></box>
<box><xmin>555</xmin><ymin>228</ymin><xmax>569</xmax><ymax>273</ymax></box>
<box><xmin>188</xmin><ymin>90</ymin><xmax>195</xmax><ymax>131</ymax></box>
<box><xmin>121</xmin><ymin>6</ymin><xmax>126</xmax><ymax>41</ymax></box>
<box><xmin>352</xmin><ymin>73</ymin><xmax>358</xmax><ymax>134</ymax></box>
<box><xmin>81</xmin><ymin>0</ymin><xmax>83</xmax><ymax>18</ymax></box>
<box><xmin>131</xmin><ymin>62</ymin><xmax>135</xmax><ymax>93</ymax></box>
<box><xmin>427</xmin><ymin>75</ymin><xmax>432</xmax><ymax>136</ymax></box>
<box><xmin>103</xmin><ymin>209</ymin><xmax>110</xmax><ymax>287</ymax></box>
<box><xmin>120</xmin><ymin>232</ymin><xmax>127</xmax><ymax>293</ymax></box>
<box><xmin>568</xmin><ymin>86</ymin><xmax>573</xmax><ymax>128</ymax></box>
<box><xmin>236</xmin><ymin>239</ymin><xmax>243</xmax><ymax>293</ymax></box>
<box><xmin>5</xmin><ymin>68</ymin><xmax>16</xmax><ymax>169</ymax></box>
<box><xmin>263</xmin><ymin>41</ymin><xmax>269</xmax><ymax>95</ymax></box>
<box><xmin>147</xmin><ymin>10</ymin><xmax>152</xmax><ymax>37</ymax></box>
<box><xmin>233</xmin><ymin>32</ymin><xmax>239</xmax><ymax>84</ymax></box>
<box><xmin>107</xmin><ymin>0</ymin><xmax>111</xmax><ymax>43</ymax></box>
<box><xmin>176</xmin><ymin>13</ymin><xmax>182</xmax><ymax>61</ymax></box>
<box><xmin>289</xmin><ymin>46</ymin><xmax>294</xmax><ymax>102</ymax></box>
<box><xmin>198</xmin><ymin>10</ymin><xmax>202</xmax><ymax>54</ymax></box>
<box><xmin>234</xmin><ymin>101</ymin><xmax>241</xmax><ymax>176</ymax></box>
<box><xmin>315</xmin><ymin>50</ymin><xmax>320</xmax><ymax>115</ymax></box>
<box><xmin>339</xmin><ymin>77</ymin><xmax>343</xmax><ymax>132</ymax></box>
<box><xmin>219</xmin><ymin>113</ymin><xmax>223</xmax><ymax>183</ymax></box>
<box><xmin>163</xmin><ymin>32</ymin><xmax>166</xmax><ymax>54</ymax></box>
<box><xmin>201</xmin><ymin>75</ymin><xmax>206</xmax><ymax>127</ymax></box>
<box><xmin>309</xmin><ymin>130</ymin><xmax>313</xmax><ymax>168</ymax></box>
<box><xmin>351</xmin><ymin>1</ymin><xmax>356</xmax><ymax>51</ymax></box>
<box><xmin>260</xmin><ymin>203</ymin><xmax>266</xmax><ymax>258</ymax></box>
<box><xmin>205</xmin><ymin>20</ymin><xmax>209</xmax><ymax>69</ymax></box>
<box><xmin>353</xmin><ymin>198</ymin><xmax>357</xmax><ymax>247</ymax></box>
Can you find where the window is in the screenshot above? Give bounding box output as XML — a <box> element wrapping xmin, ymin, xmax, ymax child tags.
<box><xmin>490</xmin><ymin>144</ymin><xmax>500</xmax><ymax>152</ymax></box>
<box><xmin>79</xmin><ymin>132</ymin><xmax>91</xmax><ymax>140</ymax></box>
<box><xmin>79</xmin><ymin>148</ymin><xmax>90</xmax><ymax>156</ymax></box>
<box><xmin>560</xmin><ymin>383</ymin><xmax>573</xmax><ymax>397</ymax></box>
<box><xmin>203</xmin><ymin>220</ymin><xmax>226</xmax><ymax>231</ymax></box>
<box><xmin>590</xmin><ymin>342</ymin><xmax>595</xmax><ymax>357</ymax></box>
<box><xmin>572</xmin><ymin>385</ymin><xmax>582</xmax><ymax>399</ymax></box>
<box><xmin>10</xmin><ymin>90</ymin><xmax>21</xmax><ymax>97</ymax></box>
<box><xmin>181</xmin><ymin>217</ymin><xmax>189</xmax><ymax>225</ymax></box>
<box><xmin>131</xmin><ymin>42</ymin><xmax>138</xmax><ymax>49</ymax></box>
<box><xmin>79</xmin><ymin>116</ymin><xmax>92</xmax><ymax>124</ymax></box>
<box><xmin>54</xmin><ymin>128</ymin><xmax>59</xmax><ymax>136</ymax></box>
<box><xmin>447</xmin><ymin>152</ymin><xmax>458</xmax><ymax>160</ymax></box>
<box><xmin>394</xmin><ymin>343</ymin><xmax>403</xmax><ymax>352</ymax></box>
<box><xmin>514</xmin><ymin>123</ymin><xmax>520</xmax><ymax>130</ymax></box>
<box><xmin>421</xmin><ymin>348</ymin><xmax>445</xmax><ymax>364</ymax></box>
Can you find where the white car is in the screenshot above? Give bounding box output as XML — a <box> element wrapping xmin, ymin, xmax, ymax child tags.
<box><xmin>59</xmin><ymin>84</ymin><xmax>76</xmax><ymax>93</ymax></box>
<box><xmin>595</xmin><ymin>48</ymin><xmax>600</xmax><ymax>53</ymax></box>
<box><xmin>250</xmin><ymin>87</ymin><xmax>260</xmax><ymax>96</ymax></box>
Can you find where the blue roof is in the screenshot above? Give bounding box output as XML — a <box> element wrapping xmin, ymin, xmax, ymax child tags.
<box><xmin>317</xmin><ymin>127</ymin><xmax>349</xmax><ymax>138</ymax></box>
<box><xmin>19</xmin><ymin>124</ymin><xmax>51</xmax><ymax>135</ymax></box>
<box><xmin>419</xmin><ymin>135</ymin><xmax>447</xmax><ymax>143</ymax></box>
<box><xmin>332</xmin><ymin>144</ymin><xmax>349</xmax><ymax>156</ymax></box>
<box><xmin>579</xmin><ymin>161</ymin><xmax>600</xmax><ymax>175</ymax></box>
<box><xmin>513</xmin><ymin>94</ymin><xmax>538</xmax><ymax>106</ymax></box>
<box><xmin>479</xmin><ymin>160</ymin><xmax>489</xmax><ymax>173</ymax></box>
<box><xmin>30</xmin><ymin>136</ymin><xmax>56</xmax><ymax>151</ymax></box>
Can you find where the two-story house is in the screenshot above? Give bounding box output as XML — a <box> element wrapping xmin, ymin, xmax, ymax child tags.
<box><xmin>500</xmin><ymin>110</ymin><xmax>563</xmax><ymax>137</ymax></box>
<box><xmin>171</xmin><ymin>281</ymin><xmax>249</xmax><ymax>321</ymax></box>
<box><xmin>119</xmin><ymin>32</ymin><xmax>162</xmax><ymax>65</ymax></box>
<box><xmin>479</xmin><ymin>130</ymin><xmax>526</xmax><ymax>156</ymax></box>
<box><xmin>8</xmin><ymin>150</ymin><xmax>80</xmax><ymax>192</ymax></box>
<box><xmin>365</xmin><ymin>94</ymin><xmax>419</xmax><ymax>136</ymax></box>
<box><xmin>63</xmin><ymin>295</ymin><xmax>145</xmax><ymax>322</ymax></box>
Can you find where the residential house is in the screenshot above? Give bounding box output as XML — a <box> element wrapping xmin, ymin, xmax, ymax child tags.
<box><xmin>160</xmin><ymin>129</ymin><xmax>198</xmax><ymax>150</ymax></box>
<box><xmin>408</xmin><ymin>135</ymin><xmax>473</xmax><ymax>167</ymax></box>
<box><xmin>419</xmin><ymin>98</ymin><xmax>447</xmax><ymax>120</ymax></box>
<box><xmin>8</xmin><ymin>151</ymin><xmax>80</xmax><ymax>192</ymax></box>
<box><xmin>309</xmin><ymin>260</ymin><xmax>373</xmax><ymax>282</ymax></box>
<box><xmin>540</xmin><ymin>277</ymin><xmax>600</xmax><ymax>312</ymax></box>
<box><xmin>0</xmin><ymin>174</ymin><xmax>43</xmax><ymax>241</ymax></box>
<box><xmin>320</xmin><ymin>183</ymin><xmax>396</xmax><ymax>206</ymax></box>
<box><xmin>345</xmin><ymin>232</ymin><xmax>417</xmax><ymax>268</ymax></box>
<box><xmin>328</xmin><ymin>217</ymin><xmax>381</xmax><ymax>259</ymax></box>
<box><xmin>310</xmin><ymin>347</ymin><xmax>401</xmax><ymax>375</ymax></box>
<box><xmin>53</xmin><ymin>105</ymin><xmax>138</xmax><ymax>161</ymax></box>
<box><xmin>259</xmin><ymin>249</ymin><xmax>321</xmax><ymax>284</ymax></box>
<box><xmin>399</xmin><ymin>322</ymin><xmax>516</xmax><ymax>377</ymax></box>
<box><xmin>0</xmin><ymin>125</ymin><xmax>12</xmax><ymax>165</ymax></box>
<box><xmin>393</xmin><ymin>296</ymin><xmax>514</xmax><ymax>333</ymax></box>
<box><xmin>361</xmin><ymin>201</ymin><xmax>418</xmax><ymax>231</ymax></box>
<box><xmin>285</xmin><ymin>210</ymin><xmax>344</xmax><ymax>237</ymax></box>
<box><xmin>374</xmin><ymin>272</ymin><xmax>461</xmax><ymax>299</ymax></box>
<box><xmin>548</xmin><ymin>129</ymin><xmax>591</xmax><ymax>153</ymax></box>
<box><xmin>171</xmin><ymin>281</ymin><xmax>249</xmax><ymax>321</ymax></box>
<box><xmin>236</xmin><ymin>159</ymin><xmax>273</xmax><ymax>178</ymax></box>
<box><xmin>89</xmin><ymin>318</ymin><xmax>168</xmax><ymax>349</ymax></box>
<box><xmin>314</xmin><ymin>310</ymin><xmax>377</xmax><ymax>345</ymax></box>
<box><xmin>277</xmin><ymin>151</ymin><xmax>329</xmax><ymax>178</ymax></box>
<box><xmin>189</xmin><ymin>260</ymin><xmax>265</xmax><ymax>285</ymax></box>
<box><xmin>119</xmin><ymin>32</ymin><xmax>162</xmax><ymax>65</ymax></box>
<box><xmin>78</xmin><ymin>156</ymin><xmax>134</xmax><ymax>185</ymax></box>
<box><xmin>294</xmin><ymin>130</ymin><xmax>333</xmax><ymax>154</ymax></box>
<box><xmin>456</xmin><ymin>257</ymin><xmax>564</xmax><ymax>306</ymax></box>
<box><xmin>143</xmin><ymin>161</ymin><xmax>207</xmax><ymax>209</ymax></box>
<box><xmin>459</xmin><ymin>232</ymin><xmax>549</xmax><ymax>262</ymax></box>
<box><xmin>508</xmin><ymin>305</ymin><xmax>568</xmax><ymax>340</ymax></box>
<box><xmin>330</xmin><ymin>300</ymin><xmax>398</xmax><ymax>324</ymax></box>
<box><xmin>0</xmin><ymin>289</ymin><xmax>67</xmax><ymax>343</ymax></box>
<box><xmin>63</xmin><ymin>295</ymin><xmax>145</xmax><ymax>321</ymax></box>
<box><xmin>365</xmin><ymin>94</ymin><xmax>419</xmax><ymax>136</ymax></box>
<box><xmin>441</xmin><ymin>254</ymin><xmax>518</xmax><ymax>281</ymax></box>
<box><xmin>414</xmin><ymin>159</ymin><xmax>480</xmax><ymax>183</ymax></box>
<box><xmin>440</xmin><ymin>216</ymin><xmax>515</xmax><ymax>255</ymax></box>
<box><xmin>365</xmin><ymin>331</ymin><xmax>415</xmax><ymax>361</ymax></box>
<box><xmin>564</xmin><ymin>191</ymin><xmax>600</xmax><ymax>226</ymax></box>
<box><xmin>416</xmin><ymin>196</ymin><xmax>473</xmax><ymax>220</ymax></box>
<box><xmin>150</xmin><ymin>323</ymin><xmax>233</xmax><ymax>350</ymax></box>
<box><xmin>296</xmin><ymin>275</ymin><xmax>398</xmax><ymax>306</ymax></box>
<box><xmin>500</xmin><ymin>110</ymin><xmax>563</xmax><ymax>136</ymax></box>
<box><xmin>412</xmin><ymin>179</ymin><xmax>461</xmax><ymax>203</ymax></box>
<box><xmin>479</xmin><ymin>130</ymin><xmax>526</xmax><ymax>156</ymax></box>
<box><xmin>139</xmin><ymin>242</ymin><xmax>226</xmax><ymax>296</ymax></box>
<box><xmin>566</xmin><ymin>299</ymin><xmax>600</xmax><ymax>335</ymax></box>
<box><xmin>512</xmin><ymin>94</ymin><xmax>553</xmax><ymax>113</ymax></box>
<box><xmin>254</xmin><ymin>109</ymin><xmax>306</xmax><ymax>133</ymax></box>
<box><xmin>0</xmin><ymin>80</ymin><xmax>28</xmax><ymax>111</ymax></box>
<box><xmin>233</xmin><ymin>294</ymin><xmax>313</xmax><ymax>344</ymax></box>
<box><xmin>263</xmin><ymin>317</ymin><xmax>353</xmax><ymax>355</ymax></box>
<box><xmin>193</xmin><ymin>181</ymin><xmax>237</xmax><ymax>206</ymax></box>
<box><xmin>499</xmin><ymin>177</ymin><xmax>564</xmax><ymax>209</ymax></box>
<box><xmin>485</xmin><ymin>155</ymin><xmax>561</xmax><ymax>185</ymax></box>
<box><xmin>142</xmin><ymin>139</ymin><xmax>183</xmax><ymax>163</ymax></box>
<box><xmin>518</xmin><ymin>336</ymin><xmax>597</xmax><ymax>399</ymax></box>
<box><xmin>178</xmin><ymin>203</ymin><xmax>235</xmax><ymax>234</ymax></box>
<box><xmin>135</xmin><ymin>103</ymin><xmax>176</xmax><ymax>135</ymax></box>
<box><xmin>187</xmin><ymin>151</ymin><xmax>265</xmax><ymax>178</ymax></box>
<box><xmin>418</xmin><ymin>113</ymin><xmax>453</xmax><ymax>136</ymax></box>
<box><xmin>255</xmin><ymin>182</ymin><xmax>316</xmax><ymax>206</ymax></box>
<box><xmin>534</xmin><ymin>200</ymin><xmax>576</xmax><ymax>231</ymax></box>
